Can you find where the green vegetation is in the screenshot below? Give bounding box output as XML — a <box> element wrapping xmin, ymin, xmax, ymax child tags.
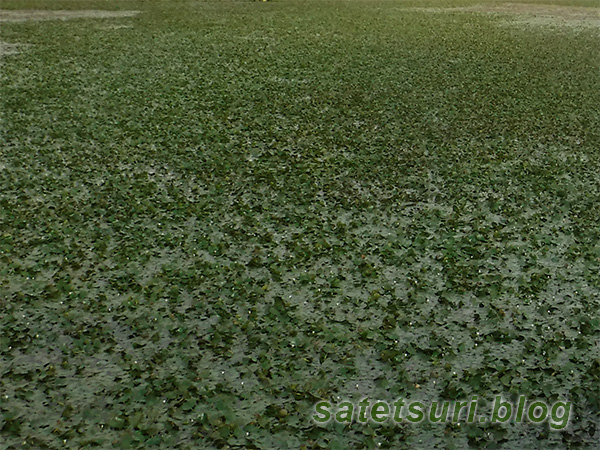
<box><xmin>1</xmin><ymin>0</ymin><xmax>599</xmax><ymax>448</ymax></box>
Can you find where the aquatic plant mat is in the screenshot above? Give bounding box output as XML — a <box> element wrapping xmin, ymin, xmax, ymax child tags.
<box><xmin>1</xmin><ymin>0</ymin><xmax>599</xmax><ymax>448</ymax></box>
